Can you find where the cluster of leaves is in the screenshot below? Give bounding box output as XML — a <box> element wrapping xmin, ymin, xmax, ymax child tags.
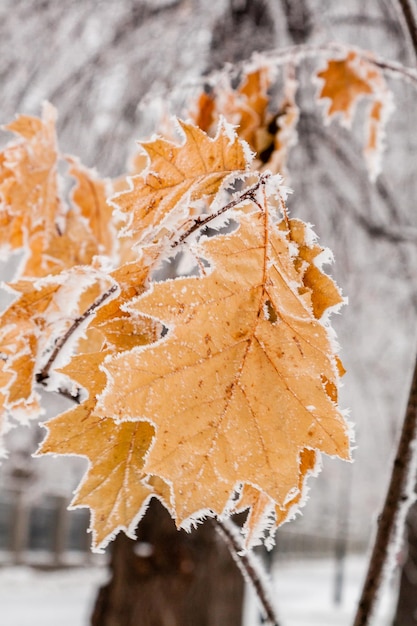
<box><xmin>0</xmin><ymin>47</ymin><xmax>392</xmax><ymax>551</ymax></box>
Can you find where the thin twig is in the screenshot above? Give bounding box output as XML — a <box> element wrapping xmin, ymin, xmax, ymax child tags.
<box><xmin>352</xmin><ymin>353</ymin><xmax>417</xmax><ymax>626</ymax></box>
<box><xmin>36</xmin><ymin>284</ymin><xmax>118</xmax><ymax>384</ymax></box>
<box><xmin>396</xmin><ymin>0</ymin><xmax>417</xmax><ymax>61</ymax></box>
<box><xmin>213</xmin><ymin>518</ymin><xmax>280</xmax><ymax>626</ymax></box>
<box><xmin>171</xmin><ymin>173</ymin><xmax>270</xmax><ymax>248</ymax></box>
<box><xmin>260</xmin><ymin>43</ymin><xmax>417</xmax><ymax>86</ymax></box>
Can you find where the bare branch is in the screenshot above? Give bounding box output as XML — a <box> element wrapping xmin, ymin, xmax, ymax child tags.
<box><xmin>213</xmin><ymin>518</ymin><xmax>280</xmax><ymax>626</ymax></box>
<box><xmin>352</xmin><ymin>354</ymin><xmax>417</xmax><ymax>626</ymax></box>
<box><xmin>259</xmin><ymin>43</ymin><xmax>417</xmax><ymax>86</ymax></box>
<box><xmin>36</xmin><ymin>284</ymin><xmax>118</xmax><ymax>384</ymax></box>
<box><xmin>171</xmin><ymin>173</ymin><xmax>270</xmax><ymax>248</ymax></box>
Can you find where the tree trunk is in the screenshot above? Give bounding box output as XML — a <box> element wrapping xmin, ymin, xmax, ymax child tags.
<box><xmin>91</xmin><ymin>499</ymin><xmax>245</xmax><ymax>626</ymax></box>
<box><xmin>392</xmin><ymin>502</ymin><xmax>417</xmax><ymax>626</ymax></box>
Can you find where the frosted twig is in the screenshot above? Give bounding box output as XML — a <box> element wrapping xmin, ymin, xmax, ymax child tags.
<box><xmin>352</xmin><ymin>353</ymin><xmax>417</xmax><ymax>626</ymax></box>
<box><xmin>213</xmin><ymin>518</ymin><xmax>280</xmax><ymax>626</ymax></box>
<box><xmin>36</xmin><ymin>284</ymin><xmax>118</xmax><ymax>384</ymax></box>
<box><xmin>258</xmin><ymin>43</ymin><xmax>417</xmax><ymax>87</ymax></box>
<box><xmin>171</xmin><ymin>173</ymin><xmax>270</xmax><ymax>248</ymax></box>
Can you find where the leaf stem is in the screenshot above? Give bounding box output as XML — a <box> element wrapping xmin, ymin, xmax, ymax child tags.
<box><xmin>213</xmin><ymin>518</ymin><xmax>280</xmax><ymax>626</ymax></box>
<box><xmin>36</xmin><ymin>284</ymin><xmax>118</xmax><ymax>384</ymax></box>
<box><xmin>352</xmin><ymin>353</ymin><xmax>417</xmax><ymax>626</ymax></box>
<box><xmin>172</xmin><ymin>173</ymin><xmax>270</xmax><ymax>247</ymax></box>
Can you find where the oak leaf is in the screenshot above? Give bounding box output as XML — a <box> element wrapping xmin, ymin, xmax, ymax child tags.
<box><xmin>0</xmin><ymin>104</ymin><xmax>117</xmax><ymax>278</ymax></box>
<box><xmin>316</xmin><ymin>51</ymin><xmax>393</xmax><ymax>179</ymax></box>
<box><xmin>316</xmin><ymin>51</ymin><xmax>375</xmax><ymax>124</ymax></box>
<box><xmin>38</xmin><ymin>352</ymin><xmax>160</xmax><ymax>549</ymax></box>
<box><xmin>0</xmin><ymin>268</ymin><xmax>114</xmax><ymax>418</ymax></box>
<box><xmin>66</xmin><ymin>157</ymin><xmax>116</xmax><ymax>258</ymax></box>
<box><xmin>113</xmin><ymin>119</ymin><xmax>250</xmax><ymax>248</ymax></box>
<box><xmin>284</xmin><ymin>218</ymin><xmax>344</xmax><ymax>320</ymax></box>
<box><xmin>0</xmin><ymin>103</ymin><xmax>61</xmax><ymax>275</ymax></box>
<box><xmin>98</xmin><ymin>206</ymin><xmax>349</xmax><ymax>529</ymax></box>
<box><xmin>233</xmin><ymin>448</ymin><xmax>317</xmax><ymax>549</ymax></box>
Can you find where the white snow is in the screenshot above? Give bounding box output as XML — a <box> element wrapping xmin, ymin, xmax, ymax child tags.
<box><xmin>0</xmin><ymin>565</ymin><xmax>108</xmax><ymax>626</ymax></box>
<box><xmin>0</xmin><ymin>555</ymin><xmax>399</xmax><ymax>626</ymax></box>
<box><xmin>244</xmin><ymin>554</ymin><xmax>398</xmax><ymax>626</ymax></box>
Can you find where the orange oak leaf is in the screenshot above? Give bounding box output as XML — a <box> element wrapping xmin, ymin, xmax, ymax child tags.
<box><xmin>66</xmin><ymin>157</ymin><xmax>116</xmax><ymax>257</ymax></box>
<box><xmin>190</xmin><ymin>64</ymin><xmax>300</xmax><ymax>175</ymax></box>
<box><xmin>191</xmin><ymin>67</ymin><xmax>274</xmax><ymax>161</ymax></box>
<box><xmin>234</xmin><ymin>448</ymin><xmax>318</xmax><ymax>549</ymax></box>
<box><xmin>98</xmin><ymin>206</ymin><xmax>350</xmax><ymax>530</ymax></box>
<box><xmin>0</xmin><ymin>104</ymin><xmax>117</xmax><ymax>278</ymax></box>
<box><xmin>113</xmin><ymin>119</ymin><xmax>250</xmax><ymax>248</ymax></box>
<box><xmin>78</xmin><ymin>256</ymin><xmax>160</xmax><ymax>354</ymax></box>
<box><xmin>316</xmin><ymin>51</ymin><xmax>393</xmax><ymax>178</ymax></box>
<box><xmin>316</xmin><ymin>51</ymin><xmax>376</xmax><ymax>124</ymax></box>
<box><xmin>0</xmin><ymin>268</ymin><xmax>114</xmax><ymax>415</ymax></box>
<box><xmin>38</xmin><ymin>352</ymin><xmax>159</xmax><ymax>549</ymax></box>
<box><xmin>0</xmin><ymin>103</ymin><xmax>62</xmax><ymax>275</ymax></box>
<box><xmin>284</xmin><ymin>218</ymin><xmax>344</xmax><ymax>320</ymax></box>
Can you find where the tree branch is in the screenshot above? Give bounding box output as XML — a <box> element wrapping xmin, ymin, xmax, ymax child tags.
<box><xmin>352</xmin><ymin>353</ymin><xmax>417</xmax><ymax>626</ymax></box>
<box><xmin>213</xmin><ymin>518</ymin><xmax>280</xmax><ymax>626</ymax></box>
<box><xmin>36</xmin><ymin>284</ymin><xmax>118</xmax><ymax>384</ymax></box>
<box><xmin>395</xmin><ymin>0</ymin><xmax>417</xmax><ymax>61</ymax></box>
<box><xmin>259</xmin><ymin>42</ymin><xmax>417</xmax><ymax>86</ymax></box>
<box><xmin>171</xmin><ymin>173</ymin><xmax>270</xmax><ymax>248</ymax></box>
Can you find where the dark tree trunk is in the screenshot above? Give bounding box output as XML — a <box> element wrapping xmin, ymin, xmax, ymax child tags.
<box><xmin>393</xmin><ymin>502</ymin><xmax>417</xmax><ymax>626</ymax></box>
<box><xmin>91</xmin><ymin>499</ymin><xmax>245</xmax><ymax>626</ymax></box>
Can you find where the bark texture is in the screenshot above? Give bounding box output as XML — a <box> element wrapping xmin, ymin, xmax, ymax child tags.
<box><xmin>393</xmin><ymin>503</ymin><xmax>417</xmax><ymax>626</ymax></box>
<box><xmin>91</xmin><ymin>499</ymin><xmax>244</xmax><ymax>626</ymax></box>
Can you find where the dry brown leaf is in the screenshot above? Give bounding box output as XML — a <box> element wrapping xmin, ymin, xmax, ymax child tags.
<box><xmin>67</xmin><ymin>157</ymin><xmax>115</xmax><ymax>257</ymax></box>
<box><xmin>0</xmin><ymin>103</ymin><xmax>62</xmax><ymax>275</ymax></box>
<box><xmin>39</xmin><ymin>352</ymin><xmax>158</xmax><ymax>549</ymax></box>
<box><xmin>267</xmin><ymin>70</ymin><xmax>300</xmax><ymax>176</ymax></box>
<box><xmin>98</xmin><ymin>207</ymin><xmax>349</xmax><ymax>528</ymax></box>
<box><xmin>316</xmin><ymin>51</ymin><xmax>393</xmax><ymax>178</ymax></box>
<box><xmin>78</xmin><ymin>257</ymin><xmax>159</xmax><ymax>354</ymax></box>
<box><xmin>0</xmin><ymin>269</ymin><xmax>113</xmax><ymax>414</ymax></box>
<box><xmin>190</xmin><ymin>65</ymin><xmax>300</xmax><ymax>175</ymax></box>
<box><xmin>316</xmin><ymin>51</ymin><xmax>375</xmax><ymax>124</ymax></box>
<box><xmin>191</xmin><ymin>67</ymin><xmax>272</xmax><ymax>157</ymax></box>
<box><xmin>0</xmin><ymin>105</ymin><xmax>117</xmax><ymax>278</ymax></box>
<box><xmin>234</xmin><ymin>448</ymin><xmax>318</xmax><ymax>549</ymax></box>
<box><xmin>284</xmin><ymin>219</ymin><xmax>344</xmax><ymax>319</ymax></box>
<box><xmin>114</xmin><ymin>119</ymin><xmax>250</xmax><ymax>247</ymax></box>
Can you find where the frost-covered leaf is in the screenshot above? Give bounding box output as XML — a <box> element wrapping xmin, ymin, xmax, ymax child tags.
<box><xmin>98</xmin><ymin>204</ymin><xmax>349</xmax><ymax>531</ymax></box>
<box><xmin>190</xmin><ymin>64</ymin><xmax>298</xmax><ymax>173</ymax></box>
<box><xmin>316</xmin><ymin>52</ymin><xmax>374</xmax><ymax>123</ymax></box>
<box><xmin>67</xmin><ymin>157</ymin><xmax>116</xmax><ymax>257</ymax></box>
<box><xmin>316</xmin><ymin>51</ymin><xmax>393</xmax><ymax>178</ymax></box>
<box><xmin>77</xmin><ymin>257</ymin><xmax>160</xmax><ymax>353</ymax></box>
<box><xmin>284</xmin><ymin>218</ymin><xmax>344</xmax><ymax>320</ymax></box>
<box><xmin>233</xmin><ymin>448</ymin><xmax>317</xmax><ymax>549</ymax></box>
<box><xmin>0</xmin><ymin>103</ymin><xmax>62</xmax><ymax>274</ymax></box>
<box><xmin>113</xmin><ymin>119</ymin><xmax>250</xmax><ymax>248</ymax></box>
<box><xmin>0</xmin><ymin>268</ymin><xmax>114</xmax><ymax>420</ymax></box>
<box><xmin>38</xmin><ymin>352</ymin><xmax>159</xmax><ymax>550</ymax></box>
<box><xmin>0</xmin><ymin>104</ymin><xmax>117</xmax><ymax>277</ymax></box>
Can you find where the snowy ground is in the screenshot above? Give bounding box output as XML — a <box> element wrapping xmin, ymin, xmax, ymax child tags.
<box><xmin>0</xmin><ymin>555</ymin><xmax>398</xmax><ymax>626</ymax></box>
<box><xmin>245</xmin><ymin>555</ymin><xmax>398</xmax><ymax>626</ymax></box>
